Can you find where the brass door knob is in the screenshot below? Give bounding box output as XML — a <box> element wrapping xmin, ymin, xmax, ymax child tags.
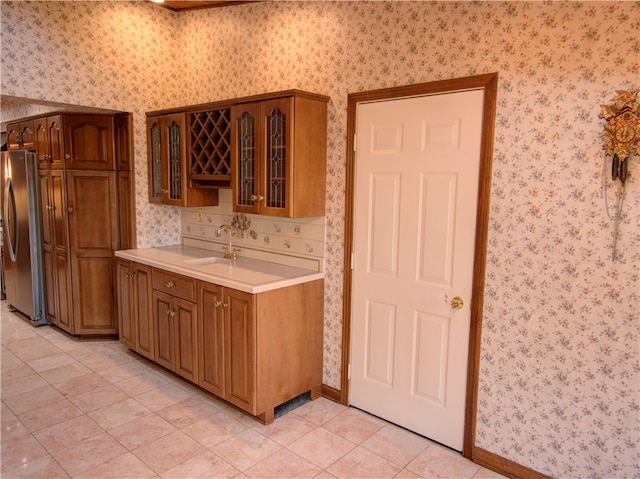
<box><xmin>450</xmin><ymin>296</ymin><xmax>464</xmax><ymax>310</ymax></box>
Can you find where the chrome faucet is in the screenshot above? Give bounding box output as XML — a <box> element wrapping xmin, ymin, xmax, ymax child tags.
<box><xmin>217</xmin><ymin>224</ymin><xmax>237</xmax><ymax>260</ymax></box>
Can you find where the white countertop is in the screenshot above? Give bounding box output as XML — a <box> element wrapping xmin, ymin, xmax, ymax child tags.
<box><xmin>114</xmin><ymin>245</ymin><xmax>324</xmax><ymax>294</ymax></box>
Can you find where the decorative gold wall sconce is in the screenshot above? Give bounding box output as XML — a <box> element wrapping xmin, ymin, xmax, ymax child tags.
<box><xmin>599</xmin><ymin>90</ymin><xmax>639</xmax><ymax>260</ymax></box>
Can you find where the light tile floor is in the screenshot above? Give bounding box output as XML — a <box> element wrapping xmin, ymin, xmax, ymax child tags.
<box><xmin>1</xmin><ymin>303</ymin><xmax>506</xmax><ymax>479</ymax></box>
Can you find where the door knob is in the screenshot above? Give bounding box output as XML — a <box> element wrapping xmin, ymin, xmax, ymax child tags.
<box><xmin>449</xmin><ymin>296</ymin><xmax>464</xmax><ymax>310</ymax></box>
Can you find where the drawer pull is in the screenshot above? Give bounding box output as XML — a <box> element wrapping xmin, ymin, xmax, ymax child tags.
<box><xmin>166</xmin><ymin>280</ymin><xmax>175</xmax><ymax>288</ymax></box>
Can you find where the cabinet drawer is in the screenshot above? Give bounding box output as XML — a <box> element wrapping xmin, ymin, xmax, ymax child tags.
<box><xmin>152</xmin><ymin>269</ymin><xmax>196</xmax><ymax>302</ymax></box>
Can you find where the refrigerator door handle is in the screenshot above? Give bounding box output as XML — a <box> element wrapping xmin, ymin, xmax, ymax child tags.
<box><xmin>4</xmin><ymin>176</ymin><xmax>18</xmax><ymax>262</ymax></box>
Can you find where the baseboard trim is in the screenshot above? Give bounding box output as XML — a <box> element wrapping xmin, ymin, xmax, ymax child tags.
<box><xmin>320</xmin><ymin>384</ymin><xmax>342</xmax><ymax>403</ymax></box>
<box><xmin>473</xmin><ymin>447</ymin><xmax>552</xmax><ymax>479</ymax></box>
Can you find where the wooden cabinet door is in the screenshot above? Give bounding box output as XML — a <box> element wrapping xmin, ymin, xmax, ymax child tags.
<box><xmin>198</xmin><ymin>281</ymin><xmax>226</xmax><ymax>397</ymax></box>
<box><xmin>225</xmin><ymin>288</ymin><xmax>256</xmax><ymax>414</ymax></box>
<box><xmin>67</xmin><ymin>170</ymin><xmax>117</xmax><ymax>334</ymax></box>
<box><xmin>6</xmin><ymin>123</ymin><xmax>21</xmax><ymax>150</ymax></box>
<box><xmin>116</xmin><ymin>260</ymin><xmax>135</xmax><ymax>349</ymax></box>
<box><xmin>147</xmin><ymin>116</ymin><xmax>164</xmax><ymax>204</ymax></box>
<box><xmin>38</xmin><ymin>170</ymin><xmax>73</xmax><ymax>332</ymax></box>
<box><xmin>147</xmin><ymin>113</ymin><xmax>187</xmax><ymax>206</ymax></box>
<box><xmin>35</xmin><ymin>115</ymin><xmax>64</xmax><ymax>170</ymax></box>
<box><xmin>173</xmin><ymin>298</ymin><xmax>198</xmax><ymax>382</ymax></box>
<box><xmin>19</xmin><ymin>121</ymin><xmax>35</xmax><ymax>150</ymax></box>
<box><xmin>7</xmin><ymin>121</ymin><xmax>35</xmax><ymax>150</ymax></box>
<box><xmin>35</xmin><ymin>118</ymin><xmax>49</xmax><ymax>169</ymax></box>
<box><xmin>38</xmin><ymin>171</ymin><xmax>57</xmax><ymax>325</ymax></box>
<box><xmin>231</xmin><ymin>103</ymin><xmax>261</xmax><ymax>214</ymax></box>
<box><xmin>259</xmin><ymin>98</ymin><xmax>294</xmax><ymax>217</ymax></box>
<box><xmin>114</xmin><ymin>114</ymin><xmax>132</xmax><ymax>172</ymax></box>
<box><xmin>153</xmin><ymin>290</ymin><xmax>175</xmax><ymax>371</ymax></box>
<box><xmin>134</xmin><ymin>264</ymin><xmax>154</xmax><ymax>360</ymax></box>
<box><xmin>63</xmin><ymin>115</ymin><xmax>115</xmax><ymax>170</ymax></box>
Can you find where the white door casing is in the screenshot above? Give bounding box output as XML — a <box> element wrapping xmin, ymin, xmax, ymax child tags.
<box><xmin>349</xmin><ymin>89</ymin><xmax>484</xmax><ymax>451</ymax></box>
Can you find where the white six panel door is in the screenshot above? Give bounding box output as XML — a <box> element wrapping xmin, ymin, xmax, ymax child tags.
<box><xmin>350</xmin><ymin>89</ymin><xmax>484</xmax><ymax>450</ymax></box>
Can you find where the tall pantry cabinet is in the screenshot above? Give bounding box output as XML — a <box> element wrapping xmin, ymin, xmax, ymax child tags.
<box><xmin>34</xmin><ymin>113</ymin><xmax>133</xmax><ymax>335</ymax></box>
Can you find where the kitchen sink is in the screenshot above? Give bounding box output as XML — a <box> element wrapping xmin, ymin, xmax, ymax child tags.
<box><xmin>183</xmin><ymin>257</ymin><xmax>228</xmax><ymax>266</ymax></box>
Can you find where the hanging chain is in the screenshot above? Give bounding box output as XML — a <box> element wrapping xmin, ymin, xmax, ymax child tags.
<box><xmin>602</xmin><ymin>155</ymin><xmax>626</xmax><ymax>261</ymax></box>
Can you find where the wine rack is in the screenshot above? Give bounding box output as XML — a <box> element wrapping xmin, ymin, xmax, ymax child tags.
<box><xmin>189</xmin><ymin>109</ymin><xmax>231</xmax><ymax>188</ymax></box>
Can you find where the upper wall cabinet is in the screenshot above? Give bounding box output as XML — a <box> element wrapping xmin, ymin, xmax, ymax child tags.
<box><xmin>10</xmin><ymin>114</ymin><xmax>116</xmax><ymax>170</ymax></box>
<box><xmin>6</xmin><ymin>120</ymin><xmax>35</xmax><ymax>151</ymax></box>
<box><xmin>34</xmin><ymin>115</ymin><xmax>64</xmax><ymax>169</ymax></box>
<box><xmin>231</xmin><ymin>92</ymin><xmax>328</xmax><ymax>218</ymax></box>
<box><xmin>63</xmin><ymin>114</ymin><xmax>115</xmax><ymax>170</ymax></box>
<box><xmin>146</xmin><ymin>90</ymin><xmax>328</xmax><ymax>216</ymax></box>
<box><xmin>147</xmin><ymin>113</ymin><xmax>219</xmax><ymax>207</ymax></box>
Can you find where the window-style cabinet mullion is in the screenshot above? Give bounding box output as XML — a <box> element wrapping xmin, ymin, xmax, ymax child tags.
<box><xmin>261</xmin><ymin>98</ymin><xmax>293</xmax><ymax>216</ymax></box>
<box><xmin>148</xmin><ymin>119</ymin><xmax>163</xmax><ymax>203</ymax></box>
<box><xmin>167</xmin><ymin>119</ymin><xmax>183</xmax><ymax>202</ymax></box>
<box><xmin>232</xmin><ymin>103</ymin><xmax>260</xmax><ymax>214</ymax></box>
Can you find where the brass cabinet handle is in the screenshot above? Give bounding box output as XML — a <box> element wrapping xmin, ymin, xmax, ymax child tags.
<box><xmin>214</xmin><ymin>300</ymin><xmax>228</xmax><ymax>308</ymax></box>
<box><xmin>250</xmin><ymin>194</ymin><xmax>265</xmax><ymax>202</ymax></box>
<box><xmin>166</xmin><ymin>280</ymin><xmax>175</xmax><ymax>288</ymax></box>
<box><xmin>166</xmin><ymin>308</ymin><xmax>175</xmax><ymax>317</ymax></box>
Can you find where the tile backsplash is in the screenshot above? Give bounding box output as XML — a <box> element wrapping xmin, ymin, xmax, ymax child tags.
<box><xmin>180</xmin><ymin>189</ymin><xmax>326</xmax><ymax>271</ymax></box>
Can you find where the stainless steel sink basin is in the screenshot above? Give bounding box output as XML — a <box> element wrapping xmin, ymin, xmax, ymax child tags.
<box><xmin>183</xmin><ymin>257</ymin><xmax>228</xmax><ymax>266</ymax></box>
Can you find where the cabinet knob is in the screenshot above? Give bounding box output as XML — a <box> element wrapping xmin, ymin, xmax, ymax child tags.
<box><xmin>67</xmin><ymin>207</ymin><xmax>73</xmax><ymax>213</ymax></box>
<box><xmin>166</xmin><ymin>280</ymin><xmax>175</xmax><ymax>288</ymax></box>
<box><xmin>64</xmin><ymin>153</ymin><xmax>71</xmax><ymax>160</ymax></box>
<box><xmin>214</xmin><ymin>300</ymin><xmax>228</xmax><ymax>308</ymax></box>
<box><xmin>250</xmin><ymin>194</ymin><xmax>265</xmax><ymax>202</ymax></box>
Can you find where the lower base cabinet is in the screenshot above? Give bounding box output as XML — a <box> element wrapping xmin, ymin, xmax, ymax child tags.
<box><xmin>116</xmin><ymin>260</ymin><xmax>154</xmax><ymax>360</ymax></box>
<box><xmin>116</xmin><ymin>259</ymin><xmax>324</xmax><ymax>423</ymax></box>
<box><xmin>151</xmin><ymin>269</ymin><xmax>199</xmax><ymax>383</ymax></box>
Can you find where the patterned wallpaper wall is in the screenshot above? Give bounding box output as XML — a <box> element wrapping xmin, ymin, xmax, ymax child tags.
<box><xmin>1</xmin><ymin>2</ymin><xmax>638</xmax><ymax>478</ymax></box>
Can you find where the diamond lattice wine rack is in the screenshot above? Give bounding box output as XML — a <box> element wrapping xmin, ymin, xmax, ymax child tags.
<box><xmin>189</xmin><ymin>109</ymin><xmax>232</xmax><ymax>188</ymax></box>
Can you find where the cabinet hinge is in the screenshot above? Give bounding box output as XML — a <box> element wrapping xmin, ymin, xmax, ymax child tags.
<box><xmin>353</xmin><ymin>134</ymin><xmax>357</xmax><ymax>152</ymax></box>
<box><xmin>348</xmin><ymin>363</ymin><xmax>351</xmax><ymax>380</ymax></box>
<box><xmin>351</xmin><ymin>252</ymin><xmax>355</xmax><ymax>270</ymax></box>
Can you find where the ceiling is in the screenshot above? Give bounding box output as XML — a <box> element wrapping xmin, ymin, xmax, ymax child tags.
<box><xmin>149</xmin><ymin>1</ymin><xmax>257</xmax><ymax>11</ymax></box>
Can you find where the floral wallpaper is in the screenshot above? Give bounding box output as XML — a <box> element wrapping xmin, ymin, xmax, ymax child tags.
<box><xmin>1</xmin><ymin>1</ymin><xmax>638</xmax><ymax>478</ymax></box>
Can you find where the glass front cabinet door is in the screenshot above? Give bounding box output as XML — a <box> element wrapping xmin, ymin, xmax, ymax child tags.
<box><xmin>147</xmin><ymin>112</ymin><xmax>218</xmax><ymax>207</ymax></box>
<box><xmin>147</xmin><ymin>113</ymin><xmax>186</xmax><ymax>206</ymax></box>
<box><xmin>231</xmin><ymin>93</ymin><xmax>327</xmax><ymax>218</ymax></box>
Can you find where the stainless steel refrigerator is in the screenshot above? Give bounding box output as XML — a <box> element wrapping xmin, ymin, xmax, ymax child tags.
<box><xmin>1</xmin><ymin>150</ymin><xmax>47</xmax><ymax>325</ymax></box>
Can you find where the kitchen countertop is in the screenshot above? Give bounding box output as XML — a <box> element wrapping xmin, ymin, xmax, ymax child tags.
<box><xmin>115</xmin><ymin>245</ymin><xmax>324</xmax><ymax>294</ymax></box>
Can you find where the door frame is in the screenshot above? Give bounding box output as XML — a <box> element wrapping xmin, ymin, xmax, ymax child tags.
<box><xmin>340</xmin><ymin>72</ymin><xmax>498</xmax><ymax>458</ymax></box>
